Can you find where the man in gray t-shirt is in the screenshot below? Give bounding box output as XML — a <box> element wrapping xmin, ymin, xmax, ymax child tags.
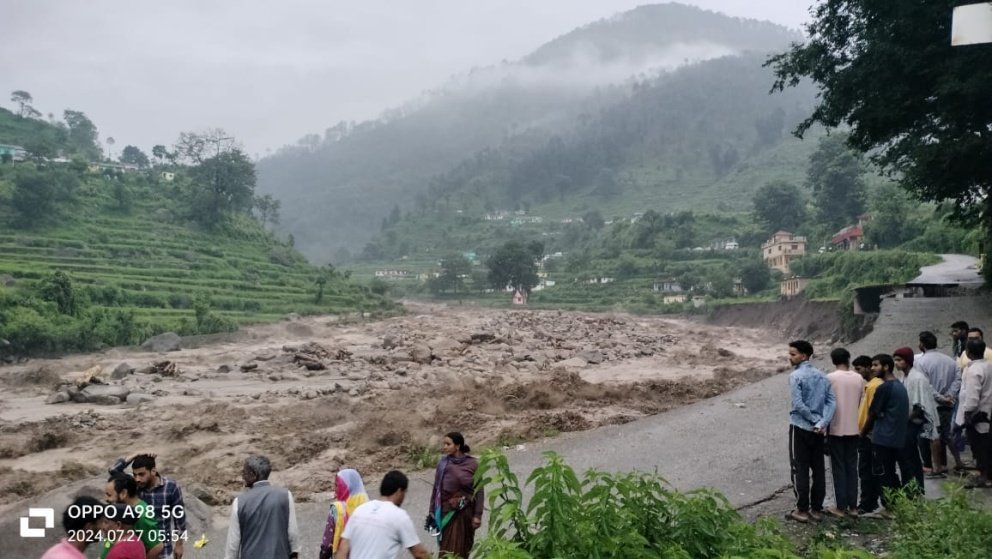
<box><xmin>337</xmin><ymin>471</ymin><xmax>428</xmax><ymax>559</ymax></box>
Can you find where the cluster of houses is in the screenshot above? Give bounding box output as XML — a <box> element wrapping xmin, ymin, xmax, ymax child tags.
<box><xmin>1</xmin><ymin>143</ymin><xmax>177</xmax><ymax>182</ymax></box>
<box><xmin>762</xmin><ymin>215</ymin><xmax>869</xmax><ymax>299</ymax></box>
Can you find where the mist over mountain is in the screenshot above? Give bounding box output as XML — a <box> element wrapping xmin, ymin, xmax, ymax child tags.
<box><xmin>257</xmin><ymin>3</ymin><xmax>805</xmax><ymax>263</ymax></box>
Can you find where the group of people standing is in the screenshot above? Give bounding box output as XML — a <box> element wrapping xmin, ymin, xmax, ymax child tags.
<box><xmin>317</xmin><ymin>432</ymin><xmax>484</xmax><ymax>559</ymax></box>
<box><xmin>40</xmin><ymin>433</ymin><xmax>483</xmax><ymax>559</ymax></box>
<box><xmin>787</xmin><ymin>322</ymin><xmax>992</xmax><ymax>523</ymax></box>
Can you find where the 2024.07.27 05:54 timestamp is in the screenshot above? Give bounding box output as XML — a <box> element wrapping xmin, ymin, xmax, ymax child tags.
<box><xmin>67</xmin><ymin>529</ymin><xmax>189</xmax><ymax>543</ymax></box>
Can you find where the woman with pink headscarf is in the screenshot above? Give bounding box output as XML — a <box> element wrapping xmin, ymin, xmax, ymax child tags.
<box><xmin>319</xmin><ymin>469</ymin><xmax>368</xmax><ymax>559</ymax></box>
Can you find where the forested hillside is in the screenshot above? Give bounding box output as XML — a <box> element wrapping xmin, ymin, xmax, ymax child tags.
<box><xmin>0</xmin><ymin>108</ymin><xmax>390</xmax><ymax>356</ymax></box>
<box><xmin>256</xmin><ymin>3</ymin><xmax>804</xmax><ymax>262</ymax></box>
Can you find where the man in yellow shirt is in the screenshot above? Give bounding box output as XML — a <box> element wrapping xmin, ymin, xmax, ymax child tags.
<box><xmin>855</xmin><ymin>355</ymin><xmax>884</xmax><ymax>514</ymax></box>
<box><xmin>956</xmin><ymin>328</ymin><xmax>992</xmax><ymax>369</ymax></box>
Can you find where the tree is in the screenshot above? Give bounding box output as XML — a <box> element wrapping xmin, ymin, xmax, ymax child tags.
<box><xmin>11</xmin><ymin>168</ymin><xmax>79</xmax><ymax>225</ymax></box>
<box><xmin>38</xmin><ymin>271</ymin><xmax>80</xmax><ymax>316</ymax></box>
<box><xmin>486</xmin><ymin>241</ymin><xmax>540</xmax><ymax>293</ymax></box>
<box><xmin>766</xmin><ymin>1</ymin><xmax>992</xmax><ymax>277</ymax></box>
<box><xmin>863</xmin><ymin>182</ymin><xmax>918</xmax><ymax>248</ymax></box>
<box><xmin>806</xmin><ymin>134</ymin><xmax>865</xmax><ymax>232</ymax></box>
<box><xmin>189</xmin><ymin>149</ymin><xmax>257</xmax><ymax>226</ymax></box>
<box><xmin>151</xmin><ymin>144</ymin><xmax>169</xmax><ymax>164</ymax></box>
<box><xmin>253</xmin><ymin>194</ymin><xmax>281</xmax><ymax>229</ymax></box>
<box><xmin>433</xmin><ymin>254</ymin><xmax>472</xmax><ymax>295</ymax></box>
<box><xmin>105</xmin><ymin>136</ymin><xmax>115</xmax><ymax>160</ymax></box>
<box><xmin>11</xmin><ymin>90</ymin><xmax>40</xmax><ymax>118</ymax></box>
<box><xmin>752</xmin><ymin>180</ymin><xmax>806</xmax><ymax>234</ymax></box>
<box><xmin>63</xmin><ymin>110</ymin><xmax>101</xmax><ymax>160</ymax></box>
<box><xmin>314</xmin><ymin>267</ymin><xmax>332</xmax><ymax>303</ymax></box>
<box><xmin>738</xmin><ymin>259</ymin><xmax>771</xmax><ymax>294</ymax></box>
<box><xmin>119</xmin><ymin>145</ymin><xmax>150</xmax><ymax>168</ymax></box>
<box><xmin>174</xmin><ymin>129</ymin><xmax>238</xmax><ymax>164</ymax></box>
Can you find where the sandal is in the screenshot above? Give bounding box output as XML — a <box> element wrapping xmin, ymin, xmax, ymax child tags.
<box><xmin>963</xmin><ymin>478</ymin><xmax>992</xmax><ymax>489</ymax></box>
<box><xmin>808</xmin><ymin>511</ymin><xmax>824</xmax><ymax>522</ymax></box>
<box><xmin>825</xmin><ymin>508</ymin><xmax>846</xmax><ymax>519</ymax></box>
<box><xmin>785</xmin><ymin>510</ymin><xmax>810</xmax><ymax>523</ymax></box>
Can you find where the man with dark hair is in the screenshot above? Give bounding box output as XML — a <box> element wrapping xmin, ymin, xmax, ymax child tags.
<box><xmin>99</xmin><ymin>503</ymin><xmax>146</xmax><ymax>559</ymax></box>
<box><xmin>894</xmin><ymin>347</ymin><xmax>939</xmax><ymax>496</ymax></box>
<box><xmin>856</xmin><ymin>353</ymin><xmax>885</xmax><ymax>514</ymax></box>
<box><xmin>40</xmin><ymin>495</ymin><xmax>103</xmax><ymax>559</ymax></box>
<box><xmin>110</xmin><ymin>454</ymin><xmax>187</xmax><ymax>559</ymax></box>
<box><xmin>852</xmin><ymin>355</ymin><xmax>873</xmax><ymax>378</ymax></box>
<box><xmin>826</xmin><ymin>347</ymin><xmax>863</xmax><ymax>518</ymax></box>
<box><xmin>955</xmin><ymin>339</ymin><xmax>992</xmax><ymax>488</ymax></box>
<box><xmin>862</xmin><ymin>354</ymin><xmax>911</xmax><ymax>513</ymax></box>
<box><xmin>951</xmin><ymin>321</ymin><xmax>970</xmax><ymax>358</ymax></box>
<box><xmin>336</xmin><ymin>471</ymin><xmax>428</xmax><ymax>559</ymax></box>
<box><xmin>956</xmin><ymin>327</ymin><xmax>992</xmax><ymax>370</ymax></box>
<box><xmin>786</xmin><ymin>340</ymin><xmax>836</xmax><ymax>523</ymax></box>
<box><xmin>224</xmin><ymin>454</ymin><xmax>300</xmax><ymax>559</ymax></box>
<box><xmin>103</xmin><ymin>472</ymin><xmax>164</xmax><ymax>559</ymax></box>
<box><xmin>916</xmin><ymin>331</ymin><xmax>960</xmax><ymax>477</ymax></box>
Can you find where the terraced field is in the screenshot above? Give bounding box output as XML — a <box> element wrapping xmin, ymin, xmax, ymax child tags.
<box><xmin>0</xmin><ymin>179</ymin><xmax>389</xmax><ymax>337</ymax></box>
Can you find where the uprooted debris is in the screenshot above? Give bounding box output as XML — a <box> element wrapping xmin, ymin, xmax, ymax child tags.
<box><xmin>279</xmin><ymin>341</ymin><xmax>352</xmax><ymax>371</ymax></box>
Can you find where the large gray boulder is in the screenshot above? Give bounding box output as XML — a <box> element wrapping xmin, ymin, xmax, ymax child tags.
<box><xmin>80</xmin><ymin>384</ymin><xmax>129</xmax><ymax>405</ymax></box>
<box><xmin>141</xmin><ymin>332</ymin><xmax>181</xmax><ymax>352</ymax></box>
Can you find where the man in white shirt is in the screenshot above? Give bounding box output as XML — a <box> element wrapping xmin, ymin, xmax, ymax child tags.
<box><xmin>336</xmin><ymin>470</ymin><xmax>428</xmax><ymax>559</ymax></box>
<box><xmin>956</xmin><ymin>339</ymin><xmax>992</xmax><ymax>488</ymax></box>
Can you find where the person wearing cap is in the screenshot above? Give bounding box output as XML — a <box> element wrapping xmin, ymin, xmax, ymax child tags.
<box><xmin>894</xmin><ymin>346</ymin><xmax>939</xmax><ymax>496</ymax></box>
<box><xmin>99</xmin><ymin>503</ymin><xmax>147</xmax><ymax>559</ymax></box>
<box><xmin>40</xmin><ymin>496</ymin><xmax>104</xmax><ymax>559</ymax></box>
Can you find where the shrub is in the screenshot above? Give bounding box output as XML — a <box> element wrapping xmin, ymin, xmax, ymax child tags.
<box><xmin>473</xmin><ymin>450</ymin><xmax>800</xmax><ymax>559</ymax></box>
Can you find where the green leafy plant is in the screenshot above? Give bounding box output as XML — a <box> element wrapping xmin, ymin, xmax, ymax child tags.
<box><xmin>472</xmin><ymin>449</ymin><xmax>805</xmax><ymax>559</ymax></box>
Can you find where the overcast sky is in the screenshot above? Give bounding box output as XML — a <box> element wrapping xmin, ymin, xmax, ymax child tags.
<box><xmin>1</xmin><ymin>1</ymin><xmax>811</xmax><ymax>156</ymax></box>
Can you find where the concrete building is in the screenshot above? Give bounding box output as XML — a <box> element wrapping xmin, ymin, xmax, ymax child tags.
<box><xmin>762</xmin><ymin>231</ymin><xmax>807</xmax><ymax>274</ymax></box>
<box><xmin>780</xmin><ymin>276</ymin><xmax>809</xmax><ymax>299</ymax></box>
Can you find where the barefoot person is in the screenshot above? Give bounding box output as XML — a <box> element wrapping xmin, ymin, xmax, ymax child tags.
<box><xmin>786</xmin><ymin>340</ymin><xmax>836</xmax><ymax>523</ymax></box>
<box><xmin>428</xmin><ymin>432</ymin><xmax>485</xmax><ymax>556</ymax></box>
<box><xmin>319</xmin><ymin>469</ymin><xmax>369</xmax><ymax>559</ymax></box>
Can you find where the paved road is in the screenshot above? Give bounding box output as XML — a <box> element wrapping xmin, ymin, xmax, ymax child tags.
<box><xmin>909</xmin><ymin>253</ymin><xmax>983</xmax><ymax>287</ymax></box>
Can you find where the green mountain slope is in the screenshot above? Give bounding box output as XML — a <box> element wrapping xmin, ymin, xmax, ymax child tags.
<box><xmin>257</xmin><ymin>3</ymin><xmax>803</xmax><ymax>263</ymax></box>
<box><xmin>0</xmin><ymin>112</ymin><xmax>390</xmax><ymax>355</ymax></box>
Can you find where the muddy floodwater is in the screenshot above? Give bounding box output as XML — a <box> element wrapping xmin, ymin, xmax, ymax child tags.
<box><xmin>0</xmin><ymin>305</ymin><xmax>788</xmax><ymax>510</ymax></box>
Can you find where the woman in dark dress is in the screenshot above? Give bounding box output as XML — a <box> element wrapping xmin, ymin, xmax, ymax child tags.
<box><xmin>428</xmin><ymin>432</ymin><xmax>484</xmax><ymax>558</ymax></box>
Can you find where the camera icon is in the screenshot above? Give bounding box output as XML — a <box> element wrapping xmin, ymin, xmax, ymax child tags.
<box><xmin>20</xmin><ymin>508</ymin><xmax>55</xmax><ymax>538</ymax></box>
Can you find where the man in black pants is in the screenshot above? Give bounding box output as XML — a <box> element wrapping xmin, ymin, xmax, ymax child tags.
<box><xmin>861</xmin><ymin>354</ymin><xmax>910</xmax><ymax>513</ymax></box>
<box><xmin>787</xmin><ymin>340</ymin><xmax>836</xmax><ymax>523</ymax></box>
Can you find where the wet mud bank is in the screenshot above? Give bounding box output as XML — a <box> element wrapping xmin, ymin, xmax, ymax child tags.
<box><xmin>705</xmin><ymin>296</ymin><xmax>874</xmax><ymax>343</ymax></box>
